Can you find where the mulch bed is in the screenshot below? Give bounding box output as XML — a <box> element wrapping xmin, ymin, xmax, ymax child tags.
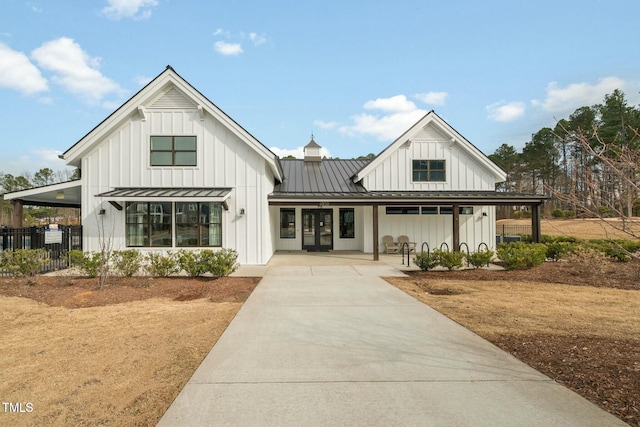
<box><xmin>0</xmin><ymin>275</ymin><xmax>261</xmax><ymax>308</ymax></box>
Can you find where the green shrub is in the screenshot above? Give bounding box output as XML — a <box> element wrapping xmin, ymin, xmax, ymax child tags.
<box><xmin>466</xmin><ymin>249</ymin><xmax>494</xmax><ymax>269</ymax></box>
<box><xmin>413</xmin><ymin>251</ymin><xmax>439</xmax><ymax>271</ymax></box>
<box><xmin>544</xmin><ymin>241</ymin><xmax>576</xmax><ymax>262</ymax></box>
<box><xmin>144</xmin><ymin>252</ymin><xmax>180</xmax><ymax>277</ymax></box>
<box><xmin>587</xmin><ymin>239</ymin><xmax>640</xmax><ymax>262</ymax></box>
<box><xmin>1</xmin><ymin>249</ymin><xmax>49</xmax><ymax>276</ymax></box>
<box><xmin>112</xmin><ymin>249</ymin><xmax>142</xmax><ymax>277</ymax></box>
<box><xmin>69</xmin><ymin>249</ymin><xmax>86</xmax><ymax>268</ymax></box>
<box><xmin>496</xmin><ymin>242</ymin><xmax>547</xmax><ymax>270</ymax></box>
<box><xmin>202</xmin><ymin>248</ymin><xmax>239</xmax><ymax>278</ymax></box>
<box><xmin>79</xmin><ymin>251</ymin><xmax>107</xmax><ymax>278</ymax></box>
<box><xmin>432</xmin><ymin>249</ymin><xmax>464</xmax><ymax>270</ymax></box>
<box><xmin>176</xmin><ymin>249</ymin><xmax>207</xmax><ymax>277</ymax></box>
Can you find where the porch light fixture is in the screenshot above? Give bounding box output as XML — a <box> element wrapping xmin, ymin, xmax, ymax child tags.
<box><xmin>239</xmin><ymin>208</ymin><xmax>245</xmax><ymax>215</ymax></box>
<box><xmin>56</xmin><ymin>191</ymin><xmax>65</xmax><ymax>200</ymax></box>
<box><xmin>98</xmin><ymin>209</ymin><xmax>106</xmax><ymax>215</ymax></box>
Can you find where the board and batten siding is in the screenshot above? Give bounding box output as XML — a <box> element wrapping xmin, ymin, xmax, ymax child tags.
<box><xmin>361</xmin><ymin>124</ymin><xmax>496</xmax><ymax>191</ymax></box>
<box><xmin>272</xmin><ymin>206</ymin><xmax>364</xmax><ymax>251</ymax></box>
<box><xmin>362</xmin><ymin>206</ymin><xmax>497</xmax><ymax>254</ymax></box>
<box><xmin>81</xmin><ymin>105</ymin><xmax>275</xmax><ymax>265</ymax></box>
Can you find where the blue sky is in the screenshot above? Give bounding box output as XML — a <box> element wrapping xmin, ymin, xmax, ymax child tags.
<box><xmin>1</xmin><ymin>0</ymin><xmax>639</xmax><ymax>176</ymax></box>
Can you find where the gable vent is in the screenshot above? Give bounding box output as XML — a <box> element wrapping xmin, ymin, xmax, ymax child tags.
<box><xmin>150</xmin><ymin>87</ymin><xmax>198</xmax><ymax>109</ymax></box>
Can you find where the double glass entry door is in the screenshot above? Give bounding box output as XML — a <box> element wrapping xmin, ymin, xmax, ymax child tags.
<box><xmin>302</xmin><ymin>209</ymin><xmax>333</xmax><ymax>251</ymax></box>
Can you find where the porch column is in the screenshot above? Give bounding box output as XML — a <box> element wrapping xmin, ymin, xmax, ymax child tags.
<box><xmin>11</xmin><ymin>199</ymin><xmax>23</xmax><ymax>228</ymax></box>
<box><xmin>452</xmin><ymin>203</ymin><xmax>460</xmax><ymax>251</ymax></box>
<box><xmin>531</xmin><ymin>203</ymin><xmax>541</xmax><ymax>243</ymax></box>
<box><xmin>372</xmin><ymin>203</ymin><xmax>379</xmax><ymax>261</ymax></box>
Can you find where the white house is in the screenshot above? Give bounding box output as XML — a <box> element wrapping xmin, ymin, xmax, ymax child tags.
<box><xmin>4</xmin><ymin>66</ymin><xmax>544</xmax><ymax>264</ymax></box>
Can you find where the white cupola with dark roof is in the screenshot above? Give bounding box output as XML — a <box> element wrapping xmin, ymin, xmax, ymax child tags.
<box><xmin>303</xmin><ymin>135</ymin><xmax>322</xmax><ymax>162</ymax></box>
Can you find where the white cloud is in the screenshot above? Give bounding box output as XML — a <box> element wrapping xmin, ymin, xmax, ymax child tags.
<box><xmin>31</xmin><ymin>37</ymin><xmax>126</xmax><ymax>106</ymax></box>
<box><xmin>486</xmin><ymin>101</ymin><xmax>525</xmax><ymax>122</ymax></box>
<box><xmin>313</xmin><ymin>119</ymin><xmax>340</xmax><ymax>129</ymax></box>
<box><xmin>102</xmin><ymin>0</ymin><xmax>158</xmax><ymax>20</ymax></box>
<box><xmin>270</xmin><ymin>146</ymin><xmax>332</xmax><ymax>159</ymax></box>
<box><xmin>338</xmin><ymin>95</ymin><xmax>427</xmax><ymax>141</ymax></box>
<box><xmin>414</xmin><ymin>91</ymin><xmax>448</xmax><ymax>106</ymax></box>
<box><xmin>0</xmin><ymin>43</ymin><xmax>48</xmax><ymax>95</ymax></box>
<box><xmin>532</xmin><ymin>76</ymin><xmax>627</xmax><ymax>113</ymax></box>
<box><xmin>214</xmin><ymin>41</ymin><xmax>243</xmax><ymax>56</ymax></box>
<box><xmin>135</xmin><ymin>75</ymin><xmax>152</xmax><ymax>86</ymax></box>
<box><xmin>364</xmin><ymin>94</ymin><xmax>417</xmax><ymax>113</ymax></box>
<box><xmin>249</xmin><ymin>32</ymin><xmax>266</xmax><ymax>46</ymax></box>
<box><xmin>213</xmin><ymin>28</ymin><xmax>229</xmax><ymax>37</ymax></box>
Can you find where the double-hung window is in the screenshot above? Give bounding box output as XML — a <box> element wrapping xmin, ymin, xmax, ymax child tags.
<box><xmin>280</xmin><ymin>208</ymin><xmax>296</xmax><ymax>238</ymax></box>
<box><xmin>125</xmin><ymin>202</ymin><xmax>172</xmax><ymax>247</ymax></box>
<box><xmin>176</xmin><ymin>202</ymin><xmax>222</xmax><ymax>247</ymax></box>
<box><xmin>412</xmin><ymin>160</ymin><xmax>446</xmax><ymax>182</ymax></box>
<box><xmin>150</xmin><ymin>136</ymin><xmax>197</xmax><ymax>166</ymax></box>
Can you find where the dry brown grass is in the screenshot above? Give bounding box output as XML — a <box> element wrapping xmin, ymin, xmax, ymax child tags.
<box><xmin>498</xmin><ymin>217</ymin><xmax>640</xmax><ymax>240</ymax></box>
<box><xmin>0</xmin><ymin>296</ymin><xmax>240</xmax><ymax>427</ymax></box>
<box><xmin>386</xmin><ymin>273</ymin><xmax>640</xmax><ymax>426</ymax></box>
<box><xmin>385</xmin><ymin>277</ymin><xmax>640</xmax><ymax>340</ymax></box>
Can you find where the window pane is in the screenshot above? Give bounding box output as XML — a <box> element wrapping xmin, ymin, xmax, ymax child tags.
<box><xmin>280</xmin><ymin>208</ymin><xmax>296</xmax><ymax>239</ymax></box>
<box><xmin>430</xmin><ymin>160</ymin><xmax>445</xmax><ymax>170</ymax></box>
<box><xmin>150</xmin><ymin>223</ymin><xmax>172</xmax><ymax>246</ymax></box>
<box><xmin>209</xmin><ymin>224</ymin><xmax>222</xmax><ymax>246</ymax></box>
<box><xmin>459</xmin><ymin>206</ymin><xmax>474</xmax><ymax>215</ymax></box>
<box><xmin>176</xmin><ymin>224</ymin><xmax>198</xmax><ymax>246</ymax></box>
<box><xmin>176</xmin><ymin>202</ymin><xmax>198</xmax><ymax>223</ymax></box>
<box><xmin>339</xmin><ymin>208</ymin><xmax>354</xmax><ymax>238</ymax></box>
<box><xmin>151</xmin><ymin>152</ymin><xmax>173</xmax><ymax>166</ymax></box>
<box><xmin>126</xmin><ymin>202</ymin><xmax>147</xmax><ymax>223</ymax></box>
<box><xmin>440</xmin><ymin>207</ymin><xmax>453</xmax><ymax>215</ymax></box>
<box><xmin>151</xmin><ymin>136</ymin><xmax>172</xmax><ymax>150</ymax></box>
<box><xmin>175</xmin><ymin>151</ymin><xmax>196</xmax><ymax>166</ymax></box>
<box><xmin>174</xmin><ymin>136</ymin><xmax>196</xmax><ymax>150</ymax></box>
<box><xmin>127</xmin><ymin>224</ymin><xmax>148</xmax><ymax>246</ymax></box>
<box><xmin>429</xmin><ymin>170</ymin><xmax>446</xmax><ymax>181</ymax></box>
<box><xmin>422</xmin><ymin>206</ymin><xmax>438</xmax><ymax>215</ymax></box>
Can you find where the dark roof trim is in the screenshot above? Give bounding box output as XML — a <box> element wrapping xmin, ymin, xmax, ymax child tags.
<box><xmin>269</xmin><ymin>191</ymin><xmax>547</xmax><ymax>206</ymax></box>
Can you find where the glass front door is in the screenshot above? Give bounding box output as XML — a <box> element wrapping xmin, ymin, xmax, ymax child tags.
<box><xmin>302</xmin><ymin>209</ymin><xmax>333</xmax><ymax>251</ymax></box>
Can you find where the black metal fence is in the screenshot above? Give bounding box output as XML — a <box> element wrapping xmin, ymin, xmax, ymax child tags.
<box><xmin>0</xmin><ymin>225</ymin><xmax>82</xmax><ymax>275</ymax></box>
<box><xmin>496</xmin><ymin>224</ymin><xmax>531</xmax><ymax>245</ymax></box>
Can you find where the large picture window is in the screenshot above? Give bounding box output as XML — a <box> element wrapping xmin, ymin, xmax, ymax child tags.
<box><xmin>175</xmin><ymin>202</ymin><xmax>222</xmax><ymax>247</ymax></box>
<box><xmin>150</xmin><ymin>136</ymin><xmax>197</xmax><ymax>166</ymax></box>
<box><xmin>126</xmin><ymin>202</ymin><xmax>172</xmax><ymax>247</ymax></box>
<box><xmin>280</xmin><ymin>208</ymin><xmax>296</xmax><ymax>239</ymax></box>
<box><xmin>339</xmin><ymin>208</ymin><xmax>355</xmax><ymax>238</ymax></box>
<box><xmin>412</xmin><ymin>160</ymin><xmax>446</xmax><ymax>182</ymax></box>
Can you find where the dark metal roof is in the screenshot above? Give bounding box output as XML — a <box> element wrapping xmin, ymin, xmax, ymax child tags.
<box><xmin>96</xmin><ymin>187</ymin><xmax>232</xmax><ymax>198</ymax></box>
<box><xmin>273</xmin><ymin>159</ymin><xmax>370</xmax><ymax>194</ymax></box>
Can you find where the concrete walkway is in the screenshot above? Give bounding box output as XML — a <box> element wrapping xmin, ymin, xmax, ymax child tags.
<box><xmin>158</xmin><ymin>253</ymin><xmax>628</xmax><ymax>427</ymax></box>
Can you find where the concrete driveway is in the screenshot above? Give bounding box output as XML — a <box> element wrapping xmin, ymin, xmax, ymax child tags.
<box><xmin>158</xmin><ymin>253</ymin><xmax>627</xmax><ymax>427</ymax></box>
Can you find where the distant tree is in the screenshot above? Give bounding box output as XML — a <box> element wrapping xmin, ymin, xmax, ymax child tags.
<box><xmin>282</xmin><ymin>155</ymin><xmax>297</xmax><ymax>159</ymax></box>
<box><xmin>488</xmin><ymin>144</ymin><xmax>521</xmax><ymax>192</ymax></box>
<box><xmin>356</xmin><ymin>153</ymin><xmax>376</xmax><ymax>160</ymax></box>
<box><xmin>33</xmin><ymin>168</ymin><xmax>55</xmax><ymax>187</ymax></box>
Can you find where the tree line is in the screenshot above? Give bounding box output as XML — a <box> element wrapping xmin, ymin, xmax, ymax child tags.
<box><xmin>488</xmin><ymin>89</ymin><xmax>640</xmax><ymax>219</ymax></box>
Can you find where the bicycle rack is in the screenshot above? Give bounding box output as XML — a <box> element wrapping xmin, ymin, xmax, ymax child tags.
<box><xmin>477</xmin><ymin>242</ymin><xmax>490</xmax><ymax>266</ymax></box>
<box><xmin>421</xmin><ymin>242</ymin><xmax>430</xmax><ymax>256</ymax></box>
<box><xmin>439</xmin><ymin>242</ymin><xmax>449</xmax><ymax>252</ymax></box>
<box><xmin>459</xmin><ymin>242</ymin><xmax>470</xmax><ymax>267</ymax></box>
<box><xmin>400</xmin><ymin>242</ymin><xmax>410</xmax><ymax>267</ymax></box>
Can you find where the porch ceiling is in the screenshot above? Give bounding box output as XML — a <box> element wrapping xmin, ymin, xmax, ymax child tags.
<box><xmin>2</xmin><ymin>180</ymin><xmax>81</xmax><ymax>208</ymax></box>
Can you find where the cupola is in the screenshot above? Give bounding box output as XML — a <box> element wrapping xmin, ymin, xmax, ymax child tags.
<box><xmin>303</xmin><ymin>135</ymin><xmax>322</xmax><ymax>162</ymax></box>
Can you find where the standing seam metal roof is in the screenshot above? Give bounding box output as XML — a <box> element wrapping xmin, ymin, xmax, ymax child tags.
<box><xmin>273</xmin><ymin>159</ymin><xmax>369</xmax><ymax>194</ymax></box>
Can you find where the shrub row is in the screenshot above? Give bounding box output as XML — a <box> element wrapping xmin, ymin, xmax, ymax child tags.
<box><xmin>69</xmin><ymin>248</ymin><xmax>239</xmax><ymax>278</ymax></box>
<box><xmin>0</xmin><ymin>249</ymin><xmax>50</xmax><ymax>276</ymax></box>
<box><xmin>413</xmin><ymin>248</ymin><xmax>494</xmax><ymax>271</ymax></box>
